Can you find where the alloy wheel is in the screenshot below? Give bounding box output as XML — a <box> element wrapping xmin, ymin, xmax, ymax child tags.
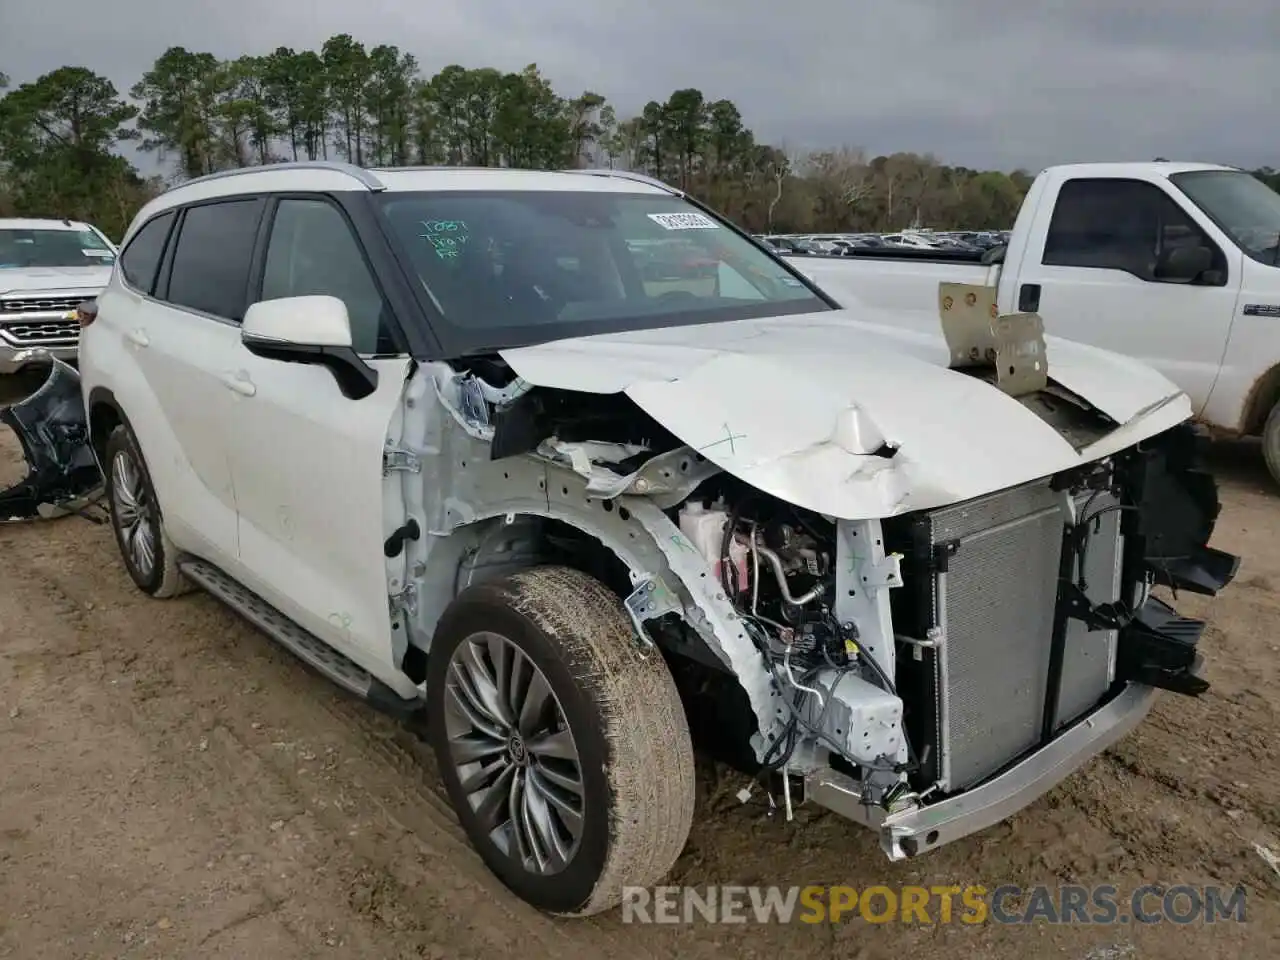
<box><xmin>110</xmin><ymin>449</ymin><xmax>157</xmax><ymax>580</ymax></box>
<box><xmin>442</xmin><ymin>631</ymin><xmax>585</xmax><ymax>875</ymax></box>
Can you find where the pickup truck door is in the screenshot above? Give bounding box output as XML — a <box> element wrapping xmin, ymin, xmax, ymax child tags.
<box><xmin>1007</xmin><ymin>176</ymin><xmax>1242</xmax><ymax>415</ymax></box>
<box><xmin>219</xmin><ymin>195</ymin><xmax>414</xmax><ymax>680</ymax></box>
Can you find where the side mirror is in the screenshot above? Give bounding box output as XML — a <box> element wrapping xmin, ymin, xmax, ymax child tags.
<box><xmin>241</xmin><ymin>295</ymin><xmax>378</xmax><ymax>400</ymax></box>
<box><xmin>1155</xmin><ymin>245</ymin><xmax>1213</xmax><ymax>283</ymax></box>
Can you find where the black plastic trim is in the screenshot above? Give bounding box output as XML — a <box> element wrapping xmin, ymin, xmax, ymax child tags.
<box><xmin>1116</xmin><ymin>597</ymin><xmax>1211</xmax><ymax>696</ymax></box>
<box><xmin>241</xmin><ymin>335</ymin><xmax>379</xmax><ymax>400</ymax></box>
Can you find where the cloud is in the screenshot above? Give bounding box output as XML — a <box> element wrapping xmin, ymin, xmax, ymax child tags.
<box><xmin>2</xmin><ymin>0</ymin><xmax>1276</xmax><ymax>172</ymax></box>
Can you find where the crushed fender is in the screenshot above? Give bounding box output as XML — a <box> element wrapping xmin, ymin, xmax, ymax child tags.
<box><xmin>0</xmin><ymin>360</ymin><xmax>104</xmax><ymax>523</ymax></box>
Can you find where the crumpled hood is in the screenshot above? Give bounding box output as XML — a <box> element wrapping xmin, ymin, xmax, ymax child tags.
<box><xmin>0</xmin><ymin>266</ymin><xmax>113</xmax><ymax>295</ymax></box>
<box><xmin>499</xmin><ymin>309</ymin><xmax>1191</xmax><ymax>519</ymax></box>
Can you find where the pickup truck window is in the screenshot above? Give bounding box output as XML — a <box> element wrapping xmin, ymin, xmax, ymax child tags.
<box><xmin>376</xmin><ymin>190</ymin><xmax>827</xmax><ymax>350</ymax></box>
<box><xmin>1042</xmin><ymin>178</ymin><xmax>1225</xmax><ymax>284</ymax></box>
<box><xmin>1171</xmin><ymin>169</ymin><xmax>1280</xmax><ymax>266</ymax></box>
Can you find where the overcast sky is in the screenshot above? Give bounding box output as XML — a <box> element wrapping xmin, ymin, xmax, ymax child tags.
<box><xmin>2</xmin><ymin>0</ymin><xmax>1276</xmax><ymax>174</ymax></box>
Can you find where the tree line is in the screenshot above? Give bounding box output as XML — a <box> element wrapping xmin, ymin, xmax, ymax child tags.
<box><xmin>1</xmin><ymin>39</ymin><xmax>1277</xmax><ymax>242</ymax></box>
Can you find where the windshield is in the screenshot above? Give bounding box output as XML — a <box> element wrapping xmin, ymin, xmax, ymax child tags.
<box><xmin>1170</xmin><ymin>170</ymin><xmax>1280</xmax><ymax>265</ymax></box>
<box><xmin>376</xmin><ymin>190</ymin><xmax>828</xmax><ymax>350</ymax></box>
<box><xmin>0</xmin><ymin>227</ymin><xmax>115</xmax><ymax>268</ymax></box>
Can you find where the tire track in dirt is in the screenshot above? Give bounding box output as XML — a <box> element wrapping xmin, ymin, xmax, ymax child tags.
<box><xmin>1</xmin><ymin>516</ymin><xmax>661</xmax><ymax>959</ymax></box>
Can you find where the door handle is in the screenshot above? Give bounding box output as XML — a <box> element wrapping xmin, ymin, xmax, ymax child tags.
<box><xmin>220</xmin><ymin>373</ymin><xmax>257</xmax><ymax>397</ymax></box>
<box><xmin>126</xmin><ymin>328</ymin><xmax>150</xmax><ymax>347</ymax></box>
<box><xmin>1018</xmin><ymin>283</ymin><xmax>1041</xmax><ymax>313</ymax></box>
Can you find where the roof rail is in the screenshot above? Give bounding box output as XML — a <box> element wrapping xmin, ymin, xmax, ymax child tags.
<box><xmin>173</xmin><ymin>160</ymin><xmax>386</xmax><ymax>192</ymax></box>
<box><xmin>367</xmin><ymin>165</ymin><xmax>497</xmax><ymax>174</ymax></box>
<box><xmin>563</xmin><ymin>168</ymin><xmax>681</xmax><ymax>195</ymax></box>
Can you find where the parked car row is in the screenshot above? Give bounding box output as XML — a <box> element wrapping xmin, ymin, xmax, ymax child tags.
<box><xmin>0</xmin><ymin>161</ymin><xmax>1243</xmax><ymax>919</ymax></box>
<box><xmin>759</xmin><ymin>229</ymin><xmax>1011</xmax><ymax>257</ymax></box>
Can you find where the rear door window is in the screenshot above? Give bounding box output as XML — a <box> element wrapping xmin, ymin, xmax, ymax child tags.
<box><xmin>165</xmin><ymin>199</ymin><xmax>265</xmax><ymax>321</ymax></box>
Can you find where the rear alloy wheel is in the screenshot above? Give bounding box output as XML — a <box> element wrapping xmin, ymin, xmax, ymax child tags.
<box><xmin>104</xmin><ymin>424</ymin><xmax>190</xmax><ymax>597</ymax></box>
<box><xmin>427</xmin><ymin>566</ymin><xmax>695</xmax><ymax>916</ymax></box>
<box><xmin>1264</xmin><ymin>401</ymin><xmax>1280</xmax><ymax>489</ymax></box>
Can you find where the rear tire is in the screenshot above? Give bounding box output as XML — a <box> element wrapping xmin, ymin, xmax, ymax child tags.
<box><xmin>1264</xmin><ymin>401</ymin><xmax>1280</xmax><ymax>489</ymax></box>
<box><xmin>104</xmin><ymin>424</ymin><xmax>190</xmax><ymax>598</ymax></box>
<box><xmin>426</xmin><ymin>565</ymin><xmax>695</xmax><ymax>916</ymax></box>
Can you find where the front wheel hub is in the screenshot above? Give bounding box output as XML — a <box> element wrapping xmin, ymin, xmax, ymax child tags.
<box><xmin>442</xmin><ymin>631</ymin><xmax>585</xmax><ymax>876</ymax></box>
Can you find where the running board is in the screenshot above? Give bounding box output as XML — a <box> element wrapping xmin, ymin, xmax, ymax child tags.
<box><xmin>177</xmin><ymin>557</ymin><xmax>424</xmax><ymax>719</ymax></box>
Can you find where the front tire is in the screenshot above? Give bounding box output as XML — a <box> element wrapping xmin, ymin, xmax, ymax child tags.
<box><xmin>1263</xmin><ymin>401</ymin><xmax>1280</xmax><ymax>489</ymax></box>
<box><xmin>426</xmin><ymin>566</ymin><xmax>695</xmax><ymax>916</ymax></box>
<box><xmin>104</xmin><ymin>424</ymin><xmax>189</xmax><ymax>597</ymax></box>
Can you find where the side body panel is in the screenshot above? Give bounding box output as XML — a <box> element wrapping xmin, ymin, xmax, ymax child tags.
<box><xmin>82</xmin><ymin>267</ymin><xmax>243</xmax><ymax>567</ymax></box>
<box><xmin>222</xmin><ymin>355</ymin><xmax>414</xmax><ymax>686</ymax></box>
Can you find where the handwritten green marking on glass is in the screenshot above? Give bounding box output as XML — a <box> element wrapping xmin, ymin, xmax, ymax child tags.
<box><xmin>420</xmin><ymin>219</ymin><xmax>470</xmax><ymax>260</ymax></box>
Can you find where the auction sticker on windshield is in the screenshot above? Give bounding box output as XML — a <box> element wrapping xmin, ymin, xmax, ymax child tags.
<box><xmin>648</xmin><ymin>212</ymin><xmax>720</xmax><ymax>230</ymax></box>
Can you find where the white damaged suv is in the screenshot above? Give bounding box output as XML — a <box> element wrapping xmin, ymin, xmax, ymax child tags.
<box><xmin>78</xmin><ymin>161</ymin><xmax>1238</xmax><ymax>916</ymax></box>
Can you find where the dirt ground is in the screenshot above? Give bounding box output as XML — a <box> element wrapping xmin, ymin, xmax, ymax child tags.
<box><xmin>1</xmin><ymin>373</ymin><xmax>1278</xmax><ymax>960</ymax></box>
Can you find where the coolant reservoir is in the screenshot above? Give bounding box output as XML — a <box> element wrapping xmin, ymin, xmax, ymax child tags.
<box><xmin>679</xmin><ymin>501</ymin><xmax>749</xmax><ymax>592</ymax></box>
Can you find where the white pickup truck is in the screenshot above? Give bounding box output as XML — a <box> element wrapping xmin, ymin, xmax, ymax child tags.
<box><xmin>0</xmin><ymin>218</ymin><xmax>118</xmax><ymax>375</ymax></box>
<box><xmin>783</xmin><ymin>162</ymin><xmax>1280</xmax><ymax>483</ymax></box>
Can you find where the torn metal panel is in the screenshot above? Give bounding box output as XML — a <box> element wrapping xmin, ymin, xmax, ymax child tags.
<box><xmin>497</xmin><ymin>311</ymin><xmax>1191</xmax><ymax>520</ymax></box>
<box><xmin>540</xmin><ymin>441</ymin><xmax>723</xmax><ymax>509</ymax></box>
<box><xmin>0</xmin><ymin>359</ymin><xmax>103</xmax><ymax>522</ymax></box>
<box><xmin>937</xmin><ymin>281</ymin><xmax>1048</xmax><ymax>397</ymax></box>
<box><xmin>389</xmin><ymin>364</ymin><xmax>784</xmax><ymax>752</ymax></box>
<box><xmin>626</xmin><ymin>498</ymin><xmax>784</xmax><ymax>756</ymax></box>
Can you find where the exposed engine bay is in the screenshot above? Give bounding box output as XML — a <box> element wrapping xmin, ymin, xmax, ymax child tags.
<box><xmin>441</xmin><ymin>351</ymin><xmax>1238</xmax><ymax>841</ymax></box>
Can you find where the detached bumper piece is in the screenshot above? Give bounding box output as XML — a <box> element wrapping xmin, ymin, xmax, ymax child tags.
<box><xmin>1127</xmin><ymin>424</ymin><xmax>1240</xmax><ymax>598</ymax></box>
<box><xmin>1110</xmin><ymin>423</ymin><xmax>1239</xmax><ymax>697</ymax></box>
<box><xmin>1117</xmin><ymin>597</ymin><xmax>1209</xmax><ymax>696</ymax></box>
<box><xmin>0</xmin><ymin>359</ymin><xmax>103</xmax><ymax>522</ymax></box>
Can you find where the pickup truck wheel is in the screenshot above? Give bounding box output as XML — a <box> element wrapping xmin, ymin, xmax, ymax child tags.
<box><xmin>426</xmin><ymin>565</ymin><xmax>695</xmax><ymax>916</ymax></box>
<box><xmin>103</xmin><ymin>424</ymin><xmax>190</xmax><ymax>598</ymax></box>
<box><xmin>1264</xmin><ymin>402</ymin><xmax>1280</xmax><ymax>489</ymax></box>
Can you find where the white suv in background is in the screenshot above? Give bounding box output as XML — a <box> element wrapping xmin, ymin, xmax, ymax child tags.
<box><xmin>0</xmin><ymin>217</ymin><xmax>117</xmax><ymax>374</ymax></box>
<box><xmin>78</xmin><ymin>161</ymin><xmax>1234</xmax><ymax>916</ymax></box>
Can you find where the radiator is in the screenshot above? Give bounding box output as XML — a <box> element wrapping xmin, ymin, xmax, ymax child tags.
<box><xmin>920</xmin><ymin>479</ymin><xmax>1122</xmax><ymax>792</ymax></box>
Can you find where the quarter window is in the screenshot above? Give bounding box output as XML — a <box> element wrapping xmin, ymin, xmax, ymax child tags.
<box><xmin>166</xmin><ymin>199</ymin><xmax>263</xmax><ymax>321</ymax></box>
<box><xmin>259</xmin><ymin>198</ymin><xmax>392</xmax><ymax>354</ymax></box>
<box><xmin>118</xmin><ymin>212</ymin><xmax>174</xmax><ymax>294</ymax></box>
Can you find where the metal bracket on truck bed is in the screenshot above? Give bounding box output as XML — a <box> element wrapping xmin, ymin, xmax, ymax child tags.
<box><xmin>938</xmin><ymin>282</ymin><xmax>1048</xmax><ymax>397</ymax></box>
